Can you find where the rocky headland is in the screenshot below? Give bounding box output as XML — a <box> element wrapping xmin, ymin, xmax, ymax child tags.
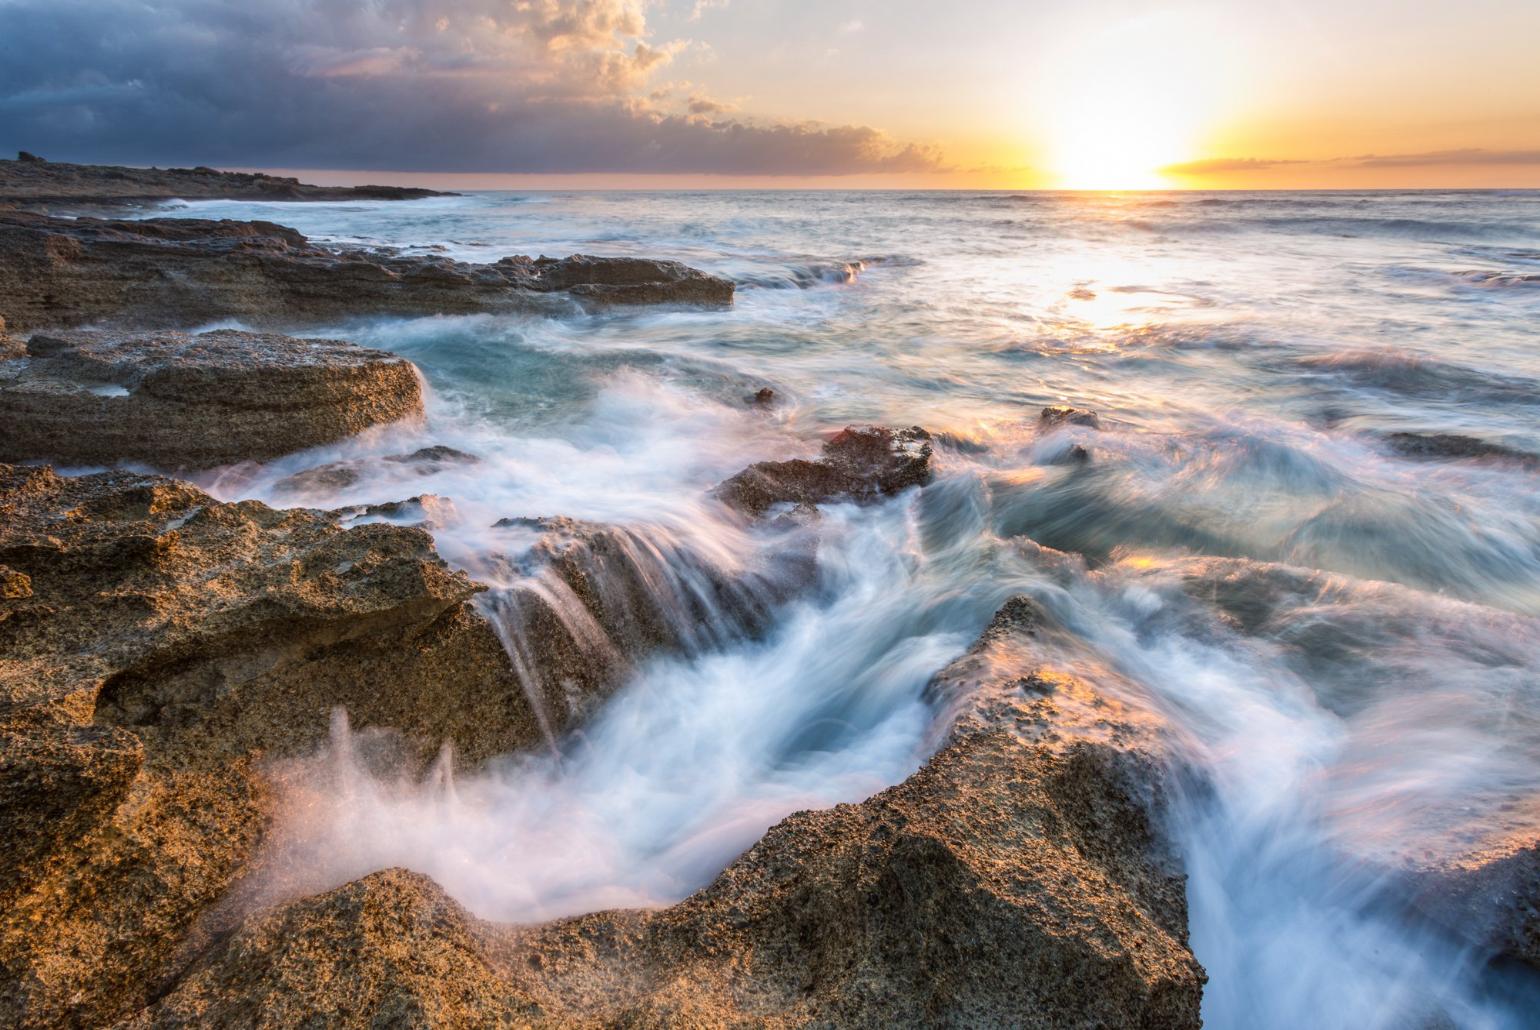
<box><xmin>0</xmin><ymin>152</ymin><xmax>449</xmax><ymax>207</ymax></box>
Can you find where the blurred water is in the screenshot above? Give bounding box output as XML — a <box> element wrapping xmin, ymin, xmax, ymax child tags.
<box><xmin>166</xmin><ymin>189</ymin><xmax>1540</xmax><ymax>1027</ymax></box>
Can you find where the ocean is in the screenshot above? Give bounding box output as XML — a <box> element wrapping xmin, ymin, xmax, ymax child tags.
<box><xmin>152</xmin><ymin>189</ymin><xmax>1540</xmax><ymax>1027</ymax></box>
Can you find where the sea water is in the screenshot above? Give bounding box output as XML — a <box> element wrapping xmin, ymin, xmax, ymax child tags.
<box><xmin>156</xmin><ymin>189</ymin><xmax>1540</xmax><ymax>1027</ymax></box>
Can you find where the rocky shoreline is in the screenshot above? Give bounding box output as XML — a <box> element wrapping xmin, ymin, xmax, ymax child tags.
<box><xmin>2</xmin><ymin>161</ymin><xmax>1535</xmax><ymax>1028</ymax></box>
<box><xmin>0</xmin><ymin>153</ymin><xmax>451</xmax><ymax>207</ymax></box>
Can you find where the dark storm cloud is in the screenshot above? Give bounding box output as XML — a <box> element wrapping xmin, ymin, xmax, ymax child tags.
<box><xmin>0</xmin><ymin>0</ymin><xmax>944</xmax><ymax>175</ymax></box>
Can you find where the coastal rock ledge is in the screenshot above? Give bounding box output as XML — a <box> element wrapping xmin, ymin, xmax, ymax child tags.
<box><xmin>0</xmin><ymin>211</ymin><xmax>735</xmax><ymax>331</ymax></box>
<box><xmin>0</xmin><ymin>463</ymin><xmax>551</xmax><ymax>1029</ymax></box>
<box><xmin>0</xmin><ymin>328</ymin><xmax>423</xmax><ymax>470</ymax></box>
<box><xmin>131</xmin><ymin>596</ymin><xmax>1205</xmax><ymax>1029</ymax></box>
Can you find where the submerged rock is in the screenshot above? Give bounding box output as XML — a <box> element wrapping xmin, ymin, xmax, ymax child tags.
<box><xmin>274</xmin><ymin>445</ymin><xmax>481</xmax><ymax>497</ymax></box>
<box><xmin>715</xmin><ymin>424</ymin><xmax>934</xmax><ymax>517</ymax></box>
<box><xmin>0</xmin><ymin>463</ymin><xmax>553</xmax><ymax>1028</ymax></box>
<box><xmin>132</xmin><ymin>596</ymin><xmax>1203</xmax><ymax>1028</ymax></box>
<box><xmin>1382</xmin><ymin>431</ymin><xmax>1538</xmax><ymax>467</ymax></box>
<box><xmin>0</xmin><ymin>328</ymin><xmax>423</xmax><ymax>469</ymax></box>
<box><xmin>0</xmin><ymin>211</ymin><xmax>734</xmax><ymax>331</ymax></box>
<box><xmin>1039</xmin><ymin>404</ymin><xmax>1102</xmax><ymax>429</ymax></box>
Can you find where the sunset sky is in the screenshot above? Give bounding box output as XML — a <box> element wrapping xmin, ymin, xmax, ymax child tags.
<box><xmin>2</xmin><ymin>0</ymin><xmax>1538</xmax><ymax>189</ymax></box>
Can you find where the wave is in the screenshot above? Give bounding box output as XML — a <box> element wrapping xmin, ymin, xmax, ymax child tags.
<box><xmin>1293</xmin><ymin>349</ymin><xmax>1540</xmax><ymax>404</ymax></box>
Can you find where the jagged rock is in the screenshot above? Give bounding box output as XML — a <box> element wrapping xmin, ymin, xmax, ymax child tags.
<box><xmin>0</xmin><ymin>463</ymin><xmax>555</xmax><ymax>1028</ymax></box>
<box><xmin>1382</xmin><ymin>431</ymin><xmax>1538</xmax><ymax>467</ymax></box>
<box><xmin>748</xmin><ymin>386</ymin><xmax>776</xmax><ymax>406</ymax></box>
<box><xmin>715</xmin><ymin>424</ymin><xmax>933</xmax><ymax>517</ymax></box>
<box><xmin>0</xmin><ymin>211</ymin><xmax>734</xmax><ymax>331</ymax></box>
<box><xmin>1039</xmin><ymin>404</ymin><xmax>1101</xmax><ymax>429</ymax></box>
<box><xmin>0</xmin><ymin>155</ymin><xmax>449</xmax><ymax>204</ymax></box>
<box><xmin>133</xmin><ymin>597</ymin><xmax>1203</xmax><ymax>1028</ymax></box>
<box><xmin>0</xmin><ymin>328</ymin><xmax>423</xmax><ymax>469</ymax></box>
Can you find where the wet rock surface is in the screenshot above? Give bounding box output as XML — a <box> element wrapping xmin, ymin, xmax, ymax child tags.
<box><xmin>0</xmin><ymin>154</ymin><xmax>450</xmax><ymax>205</ymax></box>
<box><xmin>132</xmin><ymin>596</ymin><xmax>1204</xmax><ymax>1029</ymax></box>
<box><xmin>715</xmin><ymin>424</ymin><xmax>934</xmax><ymax>517</ymax></box>
<box><xmin>0</xmin><ymin>328</ymin><xmax>424</xmax><ymax>470</ymax></box>
<box><xmin>1405</xmin><ymin>838</ymin><xmax>1540</xmax><ymax>972</ymax></box>
<box><xmin>275</xmin><ymin>445</ymin><xmax>481</xmax><ymax>496</ymax></box>
<box><xmin>478</xmin><ymin>514</ymin><xmax>817</xmax><ymax>726</ymax></box>
<box><xmin>0</xmin><ymin>463</ymin><xmax>552</xmax><ymax>1028</ymax></box>
<box><xmin>1382</xmin><ymin>430</ymin><xmax>1539</xmax><ymax>467</ymax></box>
<box><xmin>1039</xmin><ymin>404</ymin><xmax>1102</xmax><ymax>430</ymax></box>
<box><xmin>0</xmin><ymin>211</ymin><xmax>735</xmax><ymax>331</ymax></box>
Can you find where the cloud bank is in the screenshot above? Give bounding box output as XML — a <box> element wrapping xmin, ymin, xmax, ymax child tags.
<box><xmin>1164</xmin><ymin>149</ymin><xmax>1540</xmax><ymax>177</ymax></box>
<box><xmin>0</xmin><ymin>0</ymin><xmax>943</xmax><ymax>175</ymax></box>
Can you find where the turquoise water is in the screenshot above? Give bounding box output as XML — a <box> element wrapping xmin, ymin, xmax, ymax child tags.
<box><xmin>157</xmin><ymin>190</ymin><xmax>1540</xmax><ymax>1027</ymax></box>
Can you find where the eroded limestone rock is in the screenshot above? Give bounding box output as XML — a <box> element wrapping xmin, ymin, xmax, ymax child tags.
<box><xmin>0</xmin><ymin>328</ymin><xmax>423</xmax><ymax>470</ymax></box>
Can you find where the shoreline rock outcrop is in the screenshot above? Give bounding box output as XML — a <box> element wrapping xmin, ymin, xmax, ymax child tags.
<box><xmin>0</xmin><ymin>328</ymin><xmax>424</xmax><ymax>470</ymax></box>
<box><xmin>129</xmin><ymin>596</ymin><xmax>1205</xmax><ymax>1028</ymax></box>
<box><xmin>0</xmin><ymin>463</ymin><xmax>551</xmax><ymax>1028</ymax></box>
<box><xmin>0</xmin><ymin>211</ymin><xmax>734</xmax><ymax>331</ymax></box>
<box><xmin>0</xmin><ymin>154</ymin><xmax>450</xmax><ymax>206</ymax></box>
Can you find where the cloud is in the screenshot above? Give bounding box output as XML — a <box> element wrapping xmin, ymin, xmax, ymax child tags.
<box><xmin>1351</xmin><ymin>148</ymin><xmax>1540</xmax><ymax>168</ymax></box>
<box><xmin>0</xmin><ymin>0</ymin><xmax>944</xmax><ymax>176</ymax></box>
<box><xmin>1160</xmin><ymin>157</ymin><xmax>1306</xmax><ymax>175</ymax></box>
<box><xmin>686</xmin><ymin>95</ymin><xmax>734</xmax><ymax>115</ymax></box>
<box><xmin>1165</xmin><ymin>149</ymin><xmax>1540</xmax><ymax>177</ymax></box>
<box><xmin>688</xmin><ymin>0</ymin><xmax>729</xmax><ymax>22</ymax></box>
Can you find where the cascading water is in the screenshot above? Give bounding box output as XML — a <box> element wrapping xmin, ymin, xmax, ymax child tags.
<box><xmin>175</xmin><ymin>187</ymin><xmax>1540</xmax><ymax>1026</ymax></box>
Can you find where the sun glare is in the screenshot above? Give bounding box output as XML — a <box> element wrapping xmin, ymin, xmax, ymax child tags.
<box><xmin>1040</xmin><ymin>15</ymin><xmax>1226</xmax><ymax>190</ymax></box>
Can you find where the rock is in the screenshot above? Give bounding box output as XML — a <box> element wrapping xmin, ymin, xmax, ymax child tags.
<box><xmin>0</xmin><ymin>155</ymin><xmax>449</xmax><ymax>204</ymax></box>
<box><xmin>0</xmin><ymin>211</ymin><xmax>734</xmax><ymax>331</ymax></box>
<box><xmin>479</xmin><ymin>514</ymin><xmax>816</xmax><ymax>725</ymax></box>
<box><xmin>336</xmin><ymin>494</ymin><xmax>459</xmax><ymax>530</ymax></box>
<box><xmin>0</xmin><ymin>563</ymin><xmax>30</xmax><ymax>598</ymax></box>
<box><xmin>275</xmin><ymin>446</ymin><xmax>482</xmax><ymax>497</ymax></box>
<box><xmin>134</xmin><ymin>597</ymin><xmax>1203</xmax><ymax>1028</ymax></box>
<box><xmin>715</xmin><ymin>424</ymin><xmax>934</xmax><ymax>517</ymax></box>
<box><xmin>0</xmin><ymin>328</ymin><xmax>424</xmax><ymax>470</ymax></box>
<box><xmin>1403</xmin><ymin>837</ymin><xmax>1540</xmax><ymax>972</ymax></box>
<box><xmin>382</xmin><ymin>445</ymin><xmax>480</xmax><ymax>467</ymax></box>
<box><xmin>748</xmin><ymin>386</ymin><xmax>776</xmax><ymax>406</ymax></box>
<box><xmin>0</xmin><ymin>314</ymin><xmax>21</xmax><ymax>359</ymax></box>
<box><xmin>1382</xmin><ymin>431</ymin><xmax>1538</xmax><ymax>467</ymax></box>
<box><xmin>0</xmin><ymin>707</ymin><xmax>143</xmax><ymax>908</ymax></box>
<box><xmin>0</xmin><ymin>463</ymin><xmax>554</xmax><ymax>1028</ymax></box>
<box><xmin>1040</xmin><ymin>404</ymin><xmax>1101</xmax><ymax>429</ymax></box>
<box><xmin>121</xmin><ymin>869</ymin><xmax>534</xmax><ymax>1029</ymax></box>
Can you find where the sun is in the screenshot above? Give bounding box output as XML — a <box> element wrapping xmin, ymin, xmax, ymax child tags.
<box><xmin>1037</xmin><ymin>14</ymin><xmax>1226</xmax><ymax>190</ymax></box>
<box><xmin>1051</xmin><ymin>93</ymin><xmax>1195</xmax><ymax>190</ymax></box>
